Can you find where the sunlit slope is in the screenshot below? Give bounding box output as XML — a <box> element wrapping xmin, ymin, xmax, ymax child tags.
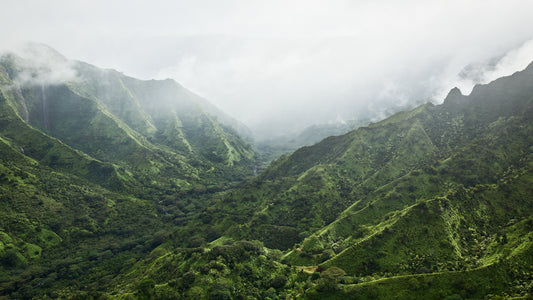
<box><xmin>306</xmin><ymin>163</ymin><xmax>533</xmax><ymax>299</ymax></box>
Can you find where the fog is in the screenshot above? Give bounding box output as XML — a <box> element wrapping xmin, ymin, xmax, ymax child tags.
<box><xmin>4</xmin><ymin>43</ymin><xmax>80</xmax><ymax>87</ymax></box>
<box><xmin>2</xmin><ymin>0</ymin><xmax>533</xmax><ymax>138</ymax></box>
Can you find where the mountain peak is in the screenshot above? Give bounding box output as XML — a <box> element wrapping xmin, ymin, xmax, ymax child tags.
<box><xmin>525</xmin><ymin>60</ymin><xmax>533</xmax><ymax>72</ymax></box>
<box><xmin>448</xmin><ymin>86</ymin><xmax>463</xmax><ymax>97</ymax></box>
<box><xmin>17</xmin><ymin>42</ymin><xmax>68</xmax><ymax>63</ymax></box>
<box><xmin>443</xmin><ymin>86</ymin><xmax>464</xmax><ymax>105</ymax></box>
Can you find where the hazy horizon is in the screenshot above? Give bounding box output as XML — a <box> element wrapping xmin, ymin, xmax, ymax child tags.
<box><xmin>2</xmin><ymin>0</ymin><xmax>533</xmax><ymax>138</ymax></box>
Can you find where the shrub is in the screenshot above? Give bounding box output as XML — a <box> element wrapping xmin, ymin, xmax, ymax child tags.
<box><xmin>182</xmin><ymin>271</ymin><xmax>196</xmax><ymax>288</ymax></box>
<box><xmin>321</xmin><ymin>267</ymin><xmax>346</xmax><ymax>283</ymax></box>
<box><xmin>315</xmin><ymin>278</ymin><xmax>337</xmax><ymax>292</ymax></box>
<box><xmin>186</xmin><ymin>286</ymin><xmax>205</xmax><ymax>299</ymax></box>
<box><xmin>136</xmin><ymin>279</ymin><xmax>155</xmax><ymax>297</ymax></box>
<box><xmin>209</xmin><ymin>278</ymin><xmax>232</xmax><ymax>300</ymax></box>
<box><xmin>0</xmin><ymin>249</ymin><xmax>27</xmax><ymax>268</ymax></box>
<box><xmin>271</xmin><ymin>275</ymin><xmax>288</xmax><ymax>289</ymax></box>
<box><xmin>264</xmin><ymin>287</ymin><xmax>277</xmax><ymax>299</ymax></box>
<box><xmin>189</xmin><ymin>236</ymin><xmax>205</xmax><ymax>248</ymax></box>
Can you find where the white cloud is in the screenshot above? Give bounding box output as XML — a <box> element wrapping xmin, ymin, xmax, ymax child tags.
<box><xmin>1</xmin><ymin>0</ymin><xmax>533</xmax><ymax>137</ymax></box>
<box><xmin>2</xmin><ymin>42</ymin><xmax>79</xmax><ymax>86</ymax></box>
<box><xmin>482</xmin><ymin>39</ymin><xmax>533</xmax><ymax>82</ymax></box>
<box><xmin>432</xmin><ymin>38</ymin><xmax>533</xmax><ymax>101</ymax></box>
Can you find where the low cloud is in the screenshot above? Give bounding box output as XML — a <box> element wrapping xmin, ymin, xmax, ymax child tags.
<box><xmin>479</xmin><ymin>39</ymin><xmax>533</xmax><ymax>83</ymax></box>
<box><xmin>2</xmin><ymin>42</ymin><xmax>79</xmax><ymax>86</ymax></box>
<box><xmin>432</xmin><ymin>39</ymin><xmax>533</xmax><ymax>101</ymax></box>
<box><xmin>1</xmin><ymin>1</ymin><xmax>532</xmax><ymax>138</ymax></box>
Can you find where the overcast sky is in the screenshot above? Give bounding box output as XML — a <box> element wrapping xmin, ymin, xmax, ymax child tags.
<box><xmin>2</xmin><ymin>0</ymin><xmax>533</xmax><ymax>137</ymax></box>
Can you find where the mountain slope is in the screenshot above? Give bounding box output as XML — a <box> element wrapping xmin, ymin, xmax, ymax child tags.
<box><xmin>203</xmin><ymin>62</ymin><xmax>533</xmax><ymax>252</ymax></box>
<box><xmin>0</xmin><ymin>128</ymin><xmax>168</xmax><ymax>296</ymax></box>
<box><xmin>0</xmin><ymin>45</ymin><xmax>255</xmax><ymax>196</ymax></box>
<box><xmin>0</xmin><ymin>44</ymin><xmax>257</xmax><ymax>297</ymax></box>
<box><xmin>1</xmin><ymin>44</ymin><xmax>532</xmax><ymax>299</ymax></box>
<box><xmin>96</xmin><ymin>62</ymin><xmax>533</xmax><ymax>299</ymax></box>
<box><xmin>0</xmin><ymin>82</ymin><xmax>126</xmax><ymax>191</ymax></box>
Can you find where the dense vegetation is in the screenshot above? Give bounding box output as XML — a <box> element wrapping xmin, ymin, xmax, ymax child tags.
<box><xmin>0</xmin><ymin>46</ymin><xmax>256</xmax><ymax>298</ymax></box>
<box><xmin>0</xmin><ymin>45</ymin><xmax>532</xmax><ymax>299</ymax></box>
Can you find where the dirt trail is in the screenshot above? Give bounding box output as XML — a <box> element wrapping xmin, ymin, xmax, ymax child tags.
<box><xmin>296</xmin><ymin>266</ymin><xmax>319</xmax><ymax>274</ymax></box>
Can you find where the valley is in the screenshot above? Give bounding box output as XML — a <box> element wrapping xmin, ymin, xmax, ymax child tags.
<box><xmin>0</xmin><ymin>45</ymin><xmax>532</xmax><ymax>299</ymax></box>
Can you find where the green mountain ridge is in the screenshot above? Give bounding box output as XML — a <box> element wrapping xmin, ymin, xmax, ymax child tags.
<box><xmin>215</xmin><ymin>62</ymin><xmax>533</xmax><ymax>249</ymax></box>
<box><xmin>0</xmin><ymin>45</ymin><xmax>257</xmax><ymax>297</ymax></box>
<box><xmin>154</xmin><ymin>62</ymin><xmax>533</xmax><ymax>298</ymax></box>
<box><xmin>0</xmin><ymin>45</ymin><xmax>532</xmax><ymax>299</ymax></box>
<box><xmin>0</xmin><ymin>48</ymin><xmax>255</xmax><ymax>193</ymax></box>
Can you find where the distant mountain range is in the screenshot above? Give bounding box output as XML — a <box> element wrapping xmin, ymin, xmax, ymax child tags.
<box><xmin>0</xmin><ymin>45</ymin><xmax>532</xmax><ymax>299</ymax></box>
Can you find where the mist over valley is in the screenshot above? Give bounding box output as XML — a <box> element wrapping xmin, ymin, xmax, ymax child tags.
<box><xmin>1</xmin><ymin>1</ymin><xmax>533</xmax><ymax>299</ymax></box>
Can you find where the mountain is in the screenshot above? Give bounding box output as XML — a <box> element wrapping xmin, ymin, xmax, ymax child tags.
<box><xmin>1</xmin><ymin>44</ymin><xmax>532</xmax><ymax>299</ymax></box>
<box><xmin>214</xmin><ymin>61</ymin><xmax>533</xmax><ymax>245</ymax></box>
<box><xmin>0</xmin><ymin>44</ymin><xmax>255</xmax><ymax>193</ymax></box>
<box><xmin>161</xmin><ymin>62</ymin><xmax>533</xmax><ymax>298</ymax></box>
<box><xmin>0</xmin><ymin>44</ymin><xmax>257</xmax><ymax>297</ymax></box>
